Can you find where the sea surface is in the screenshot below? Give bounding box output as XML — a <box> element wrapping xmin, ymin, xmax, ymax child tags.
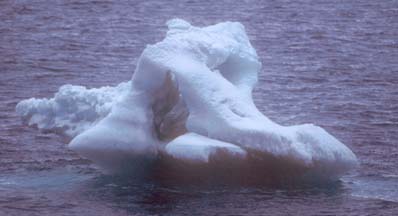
<box><xmin>1</xmin><ymin>0</ymin><xmax>398</xmax><ymax>215</ymax></box>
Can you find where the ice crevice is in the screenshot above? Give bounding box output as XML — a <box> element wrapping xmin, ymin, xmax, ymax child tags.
<box><xmin>16</xmin><ymin>19</ymin><xmax>358</xmax><ymax>181</ymax></box>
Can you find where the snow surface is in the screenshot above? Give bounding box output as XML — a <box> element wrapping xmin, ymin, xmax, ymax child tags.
<box><xmin>165</xmin><ymin>133</ymin><xmax>247</xmax><ymax>163</ymax></box>
<box><xmin>16</xmin><ymin>82</ymin><xmax>131</xmax><ymax>137</ymax></box>
<box><xmin>16</xmin><ymin>19</ymin><xmax>358</xmax><ymax>179</ymax></box>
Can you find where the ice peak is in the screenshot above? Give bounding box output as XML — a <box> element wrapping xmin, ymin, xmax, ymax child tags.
<box><xmin>166</xmin><ymin>18</ymin><xmax>192</xmax><ymax>32</ymax></box>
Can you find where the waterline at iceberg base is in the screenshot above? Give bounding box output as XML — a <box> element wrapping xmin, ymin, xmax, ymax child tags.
<box><xmin>16</xmin><ymin>19</ymin><xmax>358</xmax><ymax>186</ymax></box>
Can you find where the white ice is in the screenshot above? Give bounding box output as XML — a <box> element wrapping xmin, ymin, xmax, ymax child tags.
<box><xmin>16</xmin><ymin>82</ymin><xmax>131</xmax><ymax>137</ymax></box>
<box><xmin>16</xmin><ymin>19</ymin><xmax>358</xmax><ymax>179</ymax></box>
<box><xmin>165</xmin><ymin>133</ymin><xmax>247</xmax><ymax>163</ymax></box>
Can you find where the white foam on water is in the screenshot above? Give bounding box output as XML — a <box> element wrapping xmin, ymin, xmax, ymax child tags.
<box><xmin>345</xmin><ymin>175</ymin><xmax>398</xmax><ymax>203</ymax></box>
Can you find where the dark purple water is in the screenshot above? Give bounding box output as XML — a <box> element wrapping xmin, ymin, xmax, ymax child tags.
<box><xmin>1</xmin><ymin>0</ymin><xmax>398</xmax><ymax>215</ymax></box>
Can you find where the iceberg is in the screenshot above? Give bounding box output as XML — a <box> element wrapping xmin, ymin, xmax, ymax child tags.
<box><xmin>16</xmin><ymin>19</ymin><xmax>358</xmax><ymax>181</ymax></box>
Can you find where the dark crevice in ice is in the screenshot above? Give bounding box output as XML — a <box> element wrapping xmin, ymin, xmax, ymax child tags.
<box><xmin>152</xmin><ymin>72</ymin><xmax>189</xmax><ymax>141</ymax></box>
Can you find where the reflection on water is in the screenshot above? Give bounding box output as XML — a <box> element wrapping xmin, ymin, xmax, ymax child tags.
<box><xmin>1</xmin><ymin>168</ymin><xmax>397</xmax><ymax>215</ymax></box>
<box><xmin>0</xmin><ymin>169</ymin><xmax>348</xmax><ymax>215</ymax></box>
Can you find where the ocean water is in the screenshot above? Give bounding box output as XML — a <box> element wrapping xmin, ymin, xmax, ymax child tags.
<box><xmin>1</xmin><ymin>0</ymin><xmax>398</xmax><ymax>215</ymax></box>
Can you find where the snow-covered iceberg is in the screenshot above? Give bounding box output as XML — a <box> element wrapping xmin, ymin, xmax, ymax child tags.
<box><xmin>16</xmin><ymin>19</ymin><xmax>358</xmax><ymax>182</ymax></box>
